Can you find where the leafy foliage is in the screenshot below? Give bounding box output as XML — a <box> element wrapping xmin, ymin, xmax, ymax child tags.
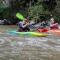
<box><xmin>0</xmin><ymin>0</ymin><xmax>60</xmax><ymax>24</ymax></box>
<box><xmin>42</xmin><ymin>0</ymin><xmax>57</xmax><ymax>11</ymax></box>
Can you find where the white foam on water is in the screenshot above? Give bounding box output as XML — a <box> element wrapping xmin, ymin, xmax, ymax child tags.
<box><xmin>17</xmin><ymin>42</ymin><xmax>23</xmax><ymax>45</ymax></box>
<box><xmin>9</xmin><ymin>59</ymin><xmax>13</xmax><ymax>60</ymax></box>
<box><xmin>54</xmin><ymin>46</ymin><xmax>60</xmax><ymax>52</ymax></box>
<box><xmin>0</xmin><ymin>39</ymin><xmax>5</xmax><ymax>44</ymax></box>
<box><xmin>17</xmin><ymin>42</ymin><xmax>25</xmax><ymax>47</ymax></box>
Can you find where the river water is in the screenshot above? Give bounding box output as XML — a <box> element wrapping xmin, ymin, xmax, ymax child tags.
<box><xmin>0</xmin><ymin>25</ymin><xmax>60</xmax><ymax>60</ymax></box>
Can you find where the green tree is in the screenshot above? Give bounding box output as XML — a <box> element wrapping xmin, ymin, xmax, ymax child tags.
<box><xmin>42</xmin><ymin>0</ymin><xmax>57</xmax><ymax>13</ymax></box>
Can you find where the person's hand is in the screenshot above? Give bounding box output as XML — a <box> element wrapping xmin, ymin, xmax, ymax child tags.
<box><xmin>53</xmin><ymin>23</ymin><xmax>58</xmax><ymax>26</ymax></box>
<box><xmin>50</xmin><ymin>23</ymin><xmax>58</xmax><ymax>27</ymax></box>
<box><xmin>26</xmin><ymin>23</ymin><xmax>30</xmax><ymax>26</ymax></box>
<box><xmin>55</xmin><ymin>23</ymin><xmax>58</xmax><ymax>25</ymax></box>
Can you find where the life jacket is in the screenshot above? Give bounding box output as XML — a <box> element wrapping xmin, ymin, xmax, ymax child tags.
<box><xmin>50</xmin><ymin>22</ymin><xmax>58</xmax><ymax>29</ymax></box>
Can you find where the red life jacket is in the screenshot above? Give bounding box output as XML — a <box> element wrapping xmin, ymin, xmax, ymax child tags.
<box><xmin>50</xmin><ymin>22</ymin><xmax>58</xmax><ymax>29</ymax></box>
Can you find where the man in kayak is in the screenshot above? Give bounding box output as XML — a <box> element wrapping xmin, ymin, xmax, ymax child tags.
<box><xmin>50</xmin><ymin>18</ymin><xmax>59</xmax><ymax>29</ymax></box>
<box><xmin>37</xmin><ymin>19</ymin><xmax>49</xmax><ymax>32</ymax></box>
<box><xmin>18</xmin><ymin>18</ymin><xmax>30</xmax><ymax>32</ymax></box>
<box><xmin>40</xmin><ymin>19</ymin><xmax>48</xmax><ymax>28</ymax></box>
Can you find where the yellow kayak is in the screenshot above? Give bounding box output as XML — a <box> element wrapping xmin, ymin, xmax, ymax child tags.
<box><xmin>9</xmin><ymin>31</ymin><xmax>48</xmax><ymax>37</ymax></box>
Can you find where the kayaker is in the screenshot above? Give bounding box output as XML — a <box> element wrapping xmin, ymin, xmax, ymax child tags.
<box><xmin>40</xmin><ymin>20</ymin><xmax>48</xmax><ymax>29</ymax></box>
<box><xmin>37</xmin><ymin>19</ymin><xmax>49</xmax><ymax>32</ymax></box>
<box><xmin>50</xmin><ymin>18</ymin><xmax>59</xmax><ymax>29</ymax></box>
<box><xmin>18</xmin><ymin>18</ymin><xmax>30</xmax><ymax>32</ymax></box>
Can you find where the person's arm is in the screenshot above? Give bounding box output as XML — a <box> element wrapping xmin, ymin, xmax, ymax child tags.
<box><xmin>18</xmin><ymin>22</ymin><xmax>25</xmax><ymax>28</ymax></box>
<box><xmin>22</xmin><ymin>24</ymin><xmax>27</xmax><ymax>28</ymax></box>
<box><xmin>50</xmin><ymin>23</ymin><xmax>58</xmax><ymax>27</ymax></box>
<box><xmin>22</xmin><ymin>23</ymin><xmax>30</xmax><ymax>28</ymax></box>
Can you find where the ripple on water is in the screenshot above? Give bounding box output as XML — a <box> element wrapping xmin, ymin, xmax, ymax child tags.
<box><xmin>0</xmin><ymin>39</ymin><xmax>5</xmax><ymax>45</ymax></box>
<box><xmin>0</xmin><ymin>31</ymin><xmax>60</xmax><ymax>60</ymax></box>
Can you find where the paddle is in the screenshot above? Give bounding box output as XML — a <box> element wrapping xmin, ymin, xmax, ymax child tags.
<box><xmin>16</xmin><ymin>12</ymin><xmax>25</xmax><ymax>21</ymax></box>
<box><xmin>16</xmin><ymin>12</ymin><xmax>35</xmax><ymax>31</ymax></box>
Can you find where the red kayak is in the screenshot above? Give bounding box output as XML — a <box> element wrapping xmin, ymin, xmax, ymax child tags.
<box><xmin>37</xmin><ymin>28</ymin><xmax>48</xmax><ymax>32</ymax></box>
<box><xmin>48</xmin><ymin>29</ymin><xmax>60</xmax><ymax>35</ymax></box>
<box><xmin>37</xmin><ymin>28</ymin><xmax>60</xmax><ymax>36</ymax></box>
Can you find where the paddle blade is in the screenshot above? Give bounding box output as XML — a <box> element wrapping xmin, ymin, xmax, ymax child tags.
<box><xmin>16</xmin><ymin>13</ymin><xmax>25</xmax><ymax>21</ymax></box>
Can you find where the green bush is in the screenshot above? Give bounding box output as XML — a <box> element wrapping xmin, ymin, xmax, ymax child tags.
<box><xmin>28</xmin><ymin>4</ymin><xmax>44</xmax><ymax>21</ymax></box>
